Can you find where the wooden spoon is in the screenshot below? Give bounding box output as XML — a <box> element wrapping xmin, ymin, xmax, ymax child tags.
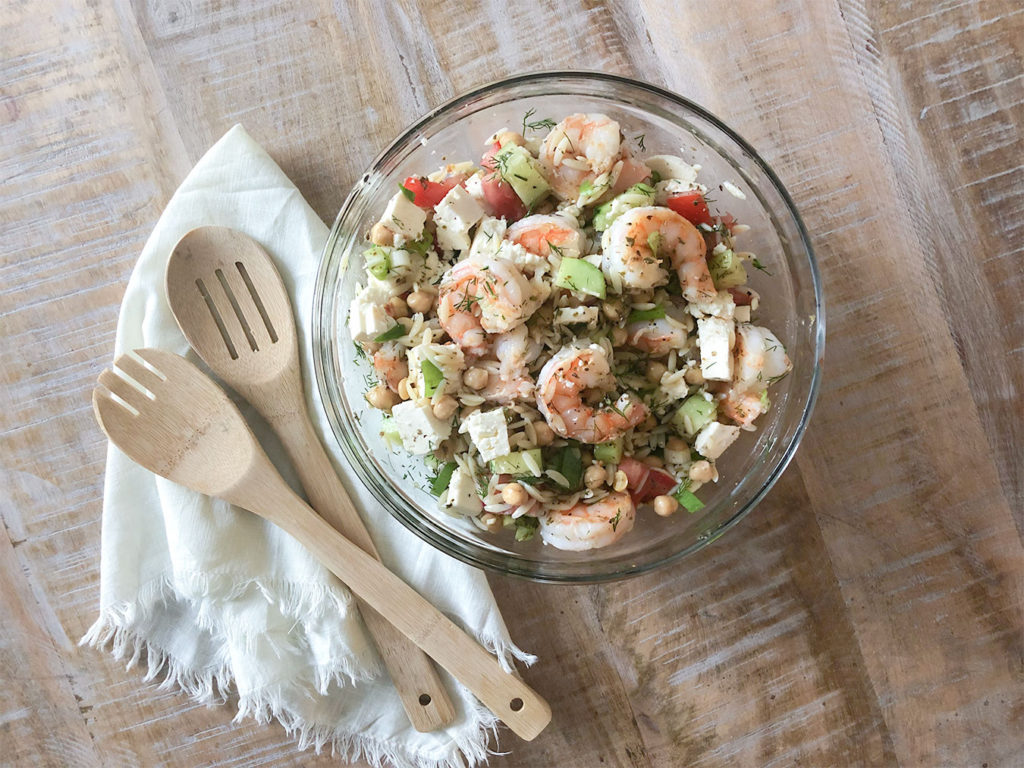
<box><xmin>92</xmin><ymin>348</ymin><xmax>551</xmax><ymax>741</ymax></box>
<box><xmin>163</xmin><ymin>226</ymin><xmax>454</xmax><ymax>731</ymax></box>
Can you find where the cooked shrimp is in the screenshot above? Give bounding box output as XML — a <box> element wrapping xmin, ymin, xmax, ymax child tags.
<box><xmin>539</xmin><ymin>491</ymin><xmax>635</xmax><ymax>551</ymax></box>
<box><xmin>626</xmin><ymin>315</ymin><xmax>690</xmax><ymax>356</ymax></box>
<box><xmin>536</xmin><ymin>344</ymin><xmax>648</xmax><ymax>443</ymax></box>
<box><xmin>437</xmin><ymin>257</ymin><xmax>532</xmax><ymax>356</ymax></box>
<box><xmin>603</xmin><ymin>206</ymin><xmax>716</xmax><ymax>303</ymax></box>
<box><xmin>372</xmin><ymin>342</ymin><xmax>408</xmax><ymax>393</ymax></box>
<box><xmin>506</xmin><ymin>214</ymin><xmax>584</xmax><ymax>257</ymax></box>
<box><xmin>540</xmin><ymin>113</ymin><xmax>622</xmax><ymax>201</ymax></box>
<box><xmin>478</xmin><ymin>325</ymin><xmax>539</xmax><ymax>403</ymax></box>
<box><xmin>720</xmin><ymin>324</ymin><xmax>792</xmax><ymax>425</ymax></box>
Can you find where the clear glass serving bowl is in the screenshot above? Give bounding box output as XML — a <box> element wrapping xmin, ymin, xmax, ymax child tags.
<box><xmin>312</xmin><ymin>72</ymin><xmax>824</xmax><ymax>583</ymax></box>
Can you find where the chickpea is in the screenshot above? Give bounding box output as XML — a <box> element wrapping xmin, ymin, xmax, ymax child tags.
<box><xmin>366</xmin><ymin>385</ymin><xmax>398</xmax><ymax>411</ymax></box>
<box><xmin>654</xmin><ymin>495</ymin><xmax>679</xmax><ymax>517</ymax></box>
<box><xmin>666</xmin><ymin>436</ymin><xmax>686</xmax><ymax>453</ymax></box>
<box><xmin>689</xmin><ymin>460</ymin><xmax>714</xmax><ymax>483</ymax></box>
<box><xmin>463</xmin><ymin>366</ymin><xmax>489</xmax><ymax>390</ymax></box>
<box><xmin>684</xmin><ymin>366</ymin><xmax>704</xmax><ymax>385</ymax></box>
<box><xmin>644</xmin><ymin>454</ymin><xmax>665</xmax><ymax>469</ymax></box>
<box><xmin>494</xmin><ymin>129</ymin><xmax>526</xmax><ymax>147</ymax></box>
<box><xmin>480</xmin><ymin>513</ymin><xmax>503</xmax><ymax>534</ymax></box>
<box><xmin>602</xmin><ymin>301</ymin><xmax>621</xmax><ymax>322</ymax></box>
<box><xmin>584</xmin><ymin>464</ymin><xmax>606</xmax><ymax>490</ymax></box>
<box><xmin>611</xmin><ymin>326</ymin><xmax>628</xmax><ymax>346</ymax></box>
<box><xmin>646</xmin><ymin>361</ymin><xmax>667</xmax><ymax>384</ymax></box>
<box><xmin>397</xmin><ymin>377</ymin><xmax>411</xmax><ymax>400</ymax></box>
<box><xmin>502</xmin><ymin>482</ymin><xmax>528</xmax><ymax>506</ymax></box>
<box><xmin>369</xmin><ymin>222</ymin><xmax>395</xmax><ymax>246</ymax></box>
<box><xmin>387</xmin><ymin>295</ymin><xmax>409</xmax><ymax>319</ymax></box>
<box><xmin>613</xmin><ymin>470</ymin><xmax>628</xmax><ymax>492</ymax></box>
<box><xmin>432</xmin><ymin>395</ymin><xmax>458</xmax><ymax>421</ymax></box>
<box><xmin>407</xmin><ymin>290</ymin><xmax>434</xmax><ymax>314</ymax></box>
<box><xmin>533</xmin><ymin>421</ymin><xmax>554</xmax><ymax>447</ymax></box>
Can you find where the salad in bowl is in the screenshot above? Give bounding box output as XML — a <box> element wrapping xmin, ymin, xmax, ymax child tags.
<box><xmin>347</xmin><ymin>111</ymin><xmax>791</xmax><ymax>552</ymax></box>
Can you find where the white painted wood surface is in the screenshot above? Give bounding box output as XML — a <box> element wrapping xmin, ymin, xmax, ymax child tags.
<box><xmin>1</xmin><ymin>1</ymin><xmax>1021</xmax><ymax>765</ymax></box>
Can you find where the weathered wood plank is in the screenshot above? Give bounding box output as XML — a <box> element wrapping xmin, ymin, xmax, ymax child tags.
<box><xmin>1</xmin><ymin>0</ymin><xmax>1021</xmax><ymax>765</ymax></box>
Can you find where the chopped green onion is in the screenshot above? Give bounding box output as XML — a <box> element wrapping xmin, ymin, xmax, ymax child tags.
<box><xmin>421</xmin><ymin>358</ymin><xmax>444</xmax><ymax>397</ymax></box>
<box><xmin>373</xmin><ymin>324</ymin><xmax>405</xmax><ymax>343</ymax></box>
<box><xmin>627</xmin><ymin>305</ymin><xmax>666</xmax><ymax>324</ymax></box>
<box><xmin>674</xmin><ymin>485</ymin><xmax>705</xmax><ymax>513</ymax></box>
<box><xmin>364</xmin><ymin>246</ymin><xmax>391</xmax><ymax>279</ymax></box>
<box><xmin>429</xmin><ymin>461</ymin><xmax>457</xmax><ymax>496</ymax></box>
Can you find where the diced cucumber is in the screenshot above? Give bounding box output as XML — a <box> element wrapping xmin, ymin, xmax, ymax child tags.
<box><xmin>707</xmin><ymin>248</ymin><xmax>748</xmax><ymax>289</ymax></box>
<box><xmin>421</xmin><ymin>358</ymin><xmax>444</xmax><ymax>397</ymax></box>
<box><xmin>554</xmin><ymin>257</ymin><xmax>606</xmax><ymax>299</ymax></box>
<box><xmin>672</xmin><ymin>395</ymin><xmax>717</xmax><ymax>438</ymax></box>
<box><xmin>489</xmin><ymin>449</ymin><xmax>543</xmax><ymax>477</ymax></box>
<box><xmin>364</xmin><ymin>245</ymin><xmax>391</xmax><ymax>279</ymax></box>
<box><xmin>627</xmin><ymin>304</ymin><xmax>666</xmax><ymax>324</ymax></box>
<box><xmin>592</xmin><ymin>183</ymin><xmax>656</xmax><ymax>231</ymax></box>
<box><xmin>674</xmin><ymin>486</ymin><xmax>705</xmax><ymax>513</ymax></box>
<box><xmin>380</xmin><ymin>416</ymin><xmax>402</xmax><ymax>448</ymax></box>
<box><xmin>430</xmin><ymin>461</ymin><xmax>457</xmax><ymax>496</ymax></box>
<box><xmin>594</xmin><ymin>439</ymin><xmax>624</xmax><ymax>463</ymax></box>
<box><xmin>514</xmin><ymin>516</ymin><xmax>539</xmax><ymax>541</ymax></box>
<box><xmin>494</xmin><ymin>144</ymin><xmax>550</xmax><ymax>209</ymax></box>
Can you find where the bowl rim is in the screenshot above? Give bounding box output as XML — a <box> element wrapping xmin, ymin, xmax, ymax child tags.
<box><xmin>313</xmin><ymin>70</ymin><xmax>825</xmax><ymax>583</ymax></box>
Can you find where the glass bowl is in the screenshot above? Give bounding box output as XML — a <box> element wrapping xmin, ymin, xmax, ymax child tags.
<box><xmin>312</xmin><ymin>71</ymin><xmax>824</xmax><ymax>583</ymax></box>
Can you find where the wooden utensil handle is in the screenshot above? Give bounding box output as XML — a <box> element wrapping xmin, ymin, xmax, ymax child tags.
<box><xmin>269</xmin><ymin>408</ymin><xmax>455</xmax><ymax>731</ymax></box>
<box><xmin>242</xmin><ymin>474</ymin><xmax>551</xmax><ymax>742</ymax></box>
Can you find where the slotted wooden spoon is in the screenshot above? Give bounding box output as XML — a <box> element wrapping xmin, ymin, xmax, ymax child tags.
<box><xmin>163</xmin><ymin>226</ymin><xmax>453</xmax><ymax>731</ymax></box>
<box><xmin>92</xmin><ymin>348</ymin><xmax>551</xmax><ymax>741</ymax></box>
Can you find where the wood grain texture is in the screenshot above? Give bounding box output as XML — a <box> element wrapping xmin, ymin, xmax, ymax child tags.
<box><xmin>2</xmin><ymin>0</ymin><xmax>1021</xmax><ymax>766</ymax></box>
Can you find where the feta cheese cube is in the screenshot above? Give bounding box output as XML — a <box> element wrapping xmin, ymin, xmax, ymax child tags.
<box><xmin>692</xmin><ymin>289</ymin><xmax>736</xmax><ymax>320</ymax></box>
<box><xmin>391</xmin><ymin>400</ymin><xmax>451</xmax><ymax>454</ymax></box>
<box><xmin>460</xmin><ymin>408</ymin><xmax>509</xmax><ymax>462</ymax></box>
<box><xmin>734</xmin><ymin>305</ymin><xmax>751</xmax><ymax>323</ymax></box>
<box><xmin>381</xmin><ymin>192</ymin><xmax>426</xmax><ymax>240</ymax></box>
<box><xmin>694</xmin><ymin>421</ymin><xmax>741</xmax><ymax>460</ymax></box>
<box><xmin>434</xmin><ymin>185</ymin><xmax>484</xmax><ymax>252</ymax></box>
<box><xmin>348</xmin><ymin>296</ymin><xmax>393</xmax><ymax>343</ymax></box>
<box><xmin>697</xmin><ymin>316</ymin><xmax>735</xmax><ymax>381</ymax></box>
<box><xmin>469</xmin><ymin>216</ymin><xmax>507</xmax><ymax>260</ymax></box>
<box><xmin>443</xmin><ymin>467</ymin><xmax>483</xmax><ymax>516</ymax></box>
<box><xmin>646</xmin><ymin>155</ymin><xmax>700</xmax><ymax>186</ymax></box>
<box><xmin>359</xmin><ymin>276</ymin><xmax>396</xmax><ymax>306</ymax></box>
<box><xmin>463</xmin><ymin>172</ymin><xmax>487</xmax><ymax>204</ymax></box>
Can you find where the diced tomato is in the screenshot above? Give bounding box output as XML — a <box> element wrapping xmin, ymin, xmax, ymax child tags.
<box><xmin>609</xmin><ymin>157</ymin><xmax>652</xmax><ymax>195</ymax></box>
<box><xmin>480</xmin><ymin>143</ymin><xmax>527</xmax><ymax>222</ymax></box>
<box><xmin>666</xmin><ymin>191</ymin><xmax>713</xmax><ymax>226</ymax></box>
<box><xmin>401</xmin><ymin>174</ymin><xmax>463</xmax><ymax>209</ymax></box>
<box><xmin>617</xmin><ymin>458</ymin><xmax>650</xmax><ymax>494</ymax></box>
<box><xmin>635</xmin><ymin>468</ymin><xmax>677</xmax><ymax>503</ymax></box>
<box><xmin>728</xmin><ymin>287</ymin><xmax>756</xmax><ymax>306</ymax></box>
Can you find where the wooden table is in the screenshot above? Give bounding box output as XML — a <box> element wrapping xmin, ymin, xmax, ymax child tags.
<box><xmin>3</xmin><ymin>1</ymin><xmax>1021</xmax><ymax>765</ymax></box>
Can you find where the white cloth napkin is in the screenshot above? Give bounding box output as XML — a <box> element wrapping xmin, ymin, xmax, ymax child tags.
<box><xmin>83</xmin><ymin>125</ymin><xmax>534</xmax><ymax>768</ymax></box>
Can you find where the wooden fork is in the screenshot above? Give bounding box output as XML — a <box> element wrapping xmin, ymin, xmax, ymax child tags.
<box><xmin>93</xmin><ymin>348</ymin><xmax>551</xmax><ymax>741</ymax></box>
